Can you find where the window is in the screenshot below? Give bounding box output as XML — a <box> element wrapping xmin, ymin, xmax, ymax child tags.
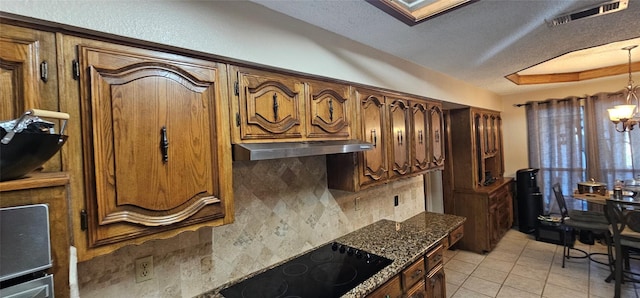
<box><xmin>526</xmin><ymin>92</ymin><xmax>639</xmax><ymax>211</ymax></box>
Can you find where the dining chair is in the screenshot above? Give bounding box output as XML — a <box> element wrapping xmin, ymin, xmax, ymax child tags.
<box><xmin>552</xmin><ymin>183</ymin><xmax>612</xmax><ymax>268</ymax></box>
<box><xmin>605</xmin><ymin>198</ymin><xmax>640</xmax><ymax>298</ymax></box>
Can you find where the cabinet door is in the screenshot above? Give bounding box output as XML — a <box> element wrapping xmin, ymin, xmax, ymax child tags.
<box><xmin>78</xmin><ymin>41</ymin><xmax>227</xmax><ymax>246</ymax></box>
<box><xmin>488</xmin><ymin>201</ymin><xmax>500</xmax><ymax>249</ymax></box>
<box><xmin>358</xmin><ymin>89</ymin><xmax>387</xmax><ymax>187</ymax></box>
<box><xmin>306</xmin><ymin>80</ymin><xmax>351</xmax><ymax>139</ymax></box>
<box><xmin>0</xmin><ymin>24</ymin><xmax>61</xmax><ymax>172</ymax></box>
<box><xmin>234</xmin><ymin>68</ymin><xmax>304</xmax><ymax>140</ymax></box>
<box><xmin>412</xmin><ymin>101</ymin><xmax>429</xmax><ymax>172</ymax></box>
<box><xmin>429</xmin><ymin>104</ymin><xmax>445</xmax><ymax>168</ymax></box>
<box><xmin>426</xmin><ymin>264</ymin><xmax>446</xmax><ymax>298</ymax></box>
<box><xmin>388</xmin><ymin>97</ymin><xmax>411</xmax><ymax>179</ymax></box>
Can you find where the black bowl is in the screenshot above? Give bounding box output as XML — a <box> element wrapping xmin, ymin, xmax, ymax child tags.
<box><xmin>0</xmin><ymin>130</ymin><xmax>68</xmax><ymax>181</ymax></box>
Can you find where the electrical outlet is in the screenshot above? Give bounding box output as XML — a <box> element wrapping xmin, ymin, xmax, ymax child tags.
<box><xmin>354</xmin><ymin>197</ymin><xmax>361</xmax><ymax>211</ymax></box>
<box><xmin>394</xmin><ymin>195</ymin><xmax>399</xmax><ymax>207</ymax></box>
<box><xmin>135</xmin><ymin>256</ymin><xmax>154</xmax><ymax>283</ymax></box>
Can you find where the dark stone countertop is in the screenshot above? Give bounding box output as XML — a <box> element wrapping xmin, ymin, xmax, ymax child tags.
<box><xmin>196</xmin><ymin>211</ymin><xmax>466</xmax><ymax>298</ymax></box>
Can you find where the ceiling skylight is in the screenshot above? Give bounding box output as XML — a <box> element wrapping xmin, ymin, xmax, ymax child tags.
<box><xmin>367</xmin><ymin>0</ymin><xmax>475</xmax><ymax>26</ymax></box>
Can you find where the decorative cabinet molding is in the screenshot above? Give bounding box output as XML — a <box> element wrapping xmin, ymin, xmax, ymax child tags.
<box><xmin>230</xmin><ymin>66</ymin><xmax>354</xmax><ymax>143</ymax></box>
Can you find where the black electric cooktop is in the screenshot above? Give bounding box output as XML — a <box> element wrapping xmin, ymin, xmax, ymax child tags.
<box><xmin>220</xmin><ymin>242</ymin><xmax>393</xmax><ymax>298</ymax></box>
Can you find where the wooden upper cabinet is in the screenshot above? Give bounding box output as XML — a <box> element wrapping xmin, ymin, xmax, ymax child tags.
<box><xmin>0</xmin><ymin>24</ymin><xmax>62</xmax><ymax>172</ymax></box>
<box><xmin>231</xmin><ymin>66</ymin><xmax>304</xmax><ymax>141</ymax></box>
<box><xmin>0</xmin><ymin>24</ymin><xmax>58</xmax><ymax>118</ymax></box>
<box><xmin>388</xmin><ymin>97</ymin><xmax>411</xmax><ymax>179</ymax></box>
<box><xmin>74</xmin><ymin>39</ymin><xmax>231</xmax><ymax>247</ymax></box>
<box><xmin>429</xmin><ymin>103</ymin><xmax>445</xmax><ymax>168</ymax></box>
<box><xmin>306</xmin><ymin>80</ymin><xmax>352</xmax><ymax>139</ymax></box>
<box><xmin>411</xmin><ymin>101</ymin><xmax>429</xmax><ymax>172</ymax></box>
<box><xmin>358</xmin><ymin>89</ymin><xmax>388</xmax><ymax>187</ymax></box>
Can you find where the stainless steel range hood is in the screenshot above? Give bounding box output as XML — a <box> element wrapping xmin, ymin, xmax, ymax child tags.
<box><xmin>232</xmin><ymin>140</ymin><xmax>374</xmax><ymax>161</ymax></box>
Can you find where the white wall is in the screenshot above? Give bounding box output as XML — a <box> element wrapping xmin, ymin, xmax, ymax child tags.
<box><xmin>500</xmin><ymin>75</ymin><xmax>628</xmax><ymax>177</ymax></box>
<box><xmin>0</xmin><ymin>0</ymin><xmax>501</xmax><ymax>110</ymax></box>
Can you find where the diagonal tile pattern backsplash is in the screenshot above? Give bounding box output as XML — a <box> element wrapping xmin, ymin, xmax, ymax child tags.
<box><xmin>77</xmin><ymin>156</ymin><xmax>426</xmax><ymax>297</ymax></box>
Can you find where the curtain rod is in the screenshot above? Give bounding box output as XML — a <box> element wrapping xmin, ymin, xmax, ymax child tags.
<box><xmin>513</xmin><ymin>90</ymin><xmax>626</xmax><ymax>107</ymax></box>
<box><xmin>513</xmin><ymin>96</ymin><xmax>587</xmax><ymax>108</ymax></box>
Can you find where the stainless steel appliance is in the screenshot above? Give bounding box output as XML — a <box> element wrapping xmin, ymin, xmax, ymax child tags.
<box><xmin>220</xmin><ymin>242</ymin><xmax>392</xmax><ymax>298</ymax></box>
<box><xmin>0</xmin><ymin>204</ymin><xmax>54</xmax><ymax>298</ymax></box>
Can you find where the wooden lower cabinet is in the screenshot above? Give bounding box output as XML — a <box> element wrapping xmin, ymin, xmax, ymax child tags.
<box><xmin>367</xmin><ymin>242</ymin><xmax>446</xmax><ymax>298</ymax></box>
<box><xmin>451</xmin><ymin>178</ymin><xmax>513</xmax><ymax>253</ymax></box>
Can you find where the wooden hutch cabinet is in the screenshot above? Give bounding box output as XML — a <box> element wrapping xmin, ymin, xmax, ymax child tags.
<box><xmin>443</xmin><ymin>107</ymin><xmax>513</xmax><ymax>253</ymax></box>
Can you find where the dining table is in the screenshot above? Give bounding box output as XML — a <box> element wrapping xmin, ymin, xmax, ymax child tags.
<box><xmin>572</xmin><ymin>191</ymin><xmax>640</xmax><ymax>295</ymax></box>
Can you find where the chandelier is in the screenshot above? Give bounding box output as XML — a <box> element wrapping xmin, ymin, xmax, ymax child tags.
<box><xmin>608</xmin><ymin>45</ymin><xmax>640</xmax><ymax>132</ymax></box>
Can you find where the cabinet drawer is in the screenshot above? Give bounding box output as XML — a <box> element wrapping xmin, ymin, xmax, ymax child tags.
<box><xmin>425</xmin><ymin>244</ymin><xmax>444</xmax><ymax>272</ymax></box>
<box><xmin>367</xmin><ymin>275</ymin><xmax>402</xmax><ymax>298</ymax></box>
<box><xmin>449</xmin><ymin>224</ymin><xmax>464</xmax><ymax>247</ymax></box>
<box><xmin>402</xmin><ymin>257</ymin><xmax>426</xmax><ymax>290</ymax></box>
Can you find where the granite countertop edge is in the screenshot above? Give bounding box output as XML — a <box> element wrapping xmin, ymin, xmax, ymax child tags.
<box><xmin>196</xmin><ymin>211</ymin><xmax>466</xmax><ymax>298</ymax></box>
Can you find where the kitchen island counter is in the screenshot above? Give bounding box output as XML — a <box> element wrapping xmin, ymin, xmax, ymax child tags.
<box><xmin>197</xmin><ymin>211</ymin><xmax>465</xmax><ymax>298</ymax></box>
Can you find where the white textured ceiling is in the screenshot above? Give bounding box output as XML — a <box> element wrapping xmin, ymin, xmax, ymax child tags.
<box><xmin>250</xmin><ymin>0</ymin><xmax>640</xmax><ymax>95</ymax></box>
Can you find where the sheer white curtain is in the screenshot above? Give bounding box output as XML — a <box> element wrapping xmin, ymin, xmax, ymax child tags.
<box><xmin>526</xmin><ymin>96</ymin><xmax>584</xmax><ymax>211</ymax></box>
<box><xmin>584</xmin><ymin>91</ymin><xmax>640</xmax><ymax>184</ymax></box>
<box><xmin>526</xmin><ymin>91</ymin><xmax>640</xmax><ymax>212</ymax></box>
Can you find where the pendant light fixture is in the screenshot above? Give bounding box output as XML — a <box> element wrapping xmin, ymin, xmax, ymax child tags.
<box><xmin>608</xmin><ymin>45</ymin><xmax>640</xmax><ymax>132</ymax></box>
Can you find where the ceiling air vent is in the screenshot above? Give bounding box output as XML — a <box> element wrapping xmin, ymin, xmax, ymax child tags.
<box><xmin>547</xmin><ymin>0</ymin><xmax>628</xmax><ymax>27</ymax></box>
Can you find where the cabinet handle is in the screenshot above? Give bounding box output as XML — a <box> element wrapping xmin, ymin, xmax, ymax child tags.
<box><xmin>432</xmin><ymin>254</ymin><xmax>442</xmax><ymax>263</ymax></box>
<box><xmin>397</xmin><ymin>130</ymin><xmax>403</xmax><ymax>145</ymax></box>
<box><xmin>328</xmin><ymin>98</ymin><xmax>334</xmax><ymax>121</ymax></box>
<box><xmin>160</xmin><ymin>126</ymin><xmax>169</xmax><ymax>163</ymax></box>
<box><xmin>371</xmin><ymin>129</ymin><xmax>377</xmax><ymax>147</ymax></box>
<box><xmin>411</xmin><ymin>269</ymin><xmax>423</xmax><ymax>278</ymax></box>
<box><xmin>418</xmin><ymin>130</ymin><xmax>423</xmax><ymax>144</ymax></box>
<box><xmin>273</xmin><ymin>92</ymin><xmax>279</xmax><ymax>121</ymax></box>
<box><xmin>40</xmin><ymin>61</ymin><xmax>48</xmax><ymax>82</ymax></box>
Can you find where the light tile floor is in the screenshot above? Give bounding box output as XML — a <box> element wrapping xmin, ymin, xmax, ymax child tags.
<box><xmin>443</xmin><ymin>229</ymin><xmax>640</xmax><ymax>298</ymax></box>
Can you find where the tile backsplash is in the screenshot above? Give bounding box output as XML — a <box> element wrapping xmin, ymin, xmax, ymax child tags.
<box><xmin>77</xmin><ymin>156</ymin><xmax>426</xmax><ymax>297</ymax></box>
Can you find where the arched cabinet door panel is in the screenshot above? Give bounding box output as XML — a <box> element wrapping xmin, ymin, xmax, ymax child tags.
<box><xmin>307</xmin><ymin>80</ymin><xmax>352</xmax><ymax>139</ymax></box>
<box><xmin>77</xmin><ymin>41</ymin><xmax>229</xmax><ymax>247</ymax></box>
<box><xmin>388</xmin><ymin>97</ymin><xmax>411</xmax><ymax>179</ymax></box>
<box><xmin>359</xmin><ymin>90</ymin><xmax>388</xmax><ymax>186</ymax></box>
<box><xmin>234</xmin><ymin>67</ymin><xmax>304</xmax><ymax>140</ymax></box>
<box><xmin>412</xmin><ymin>101</ymin><xmax>430</xmax><ymax>172</ymax></box>
<box><xmin>429</xmin><ymin>104</ymin><xmax>445</xmax><ymax>168</ymax></box>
